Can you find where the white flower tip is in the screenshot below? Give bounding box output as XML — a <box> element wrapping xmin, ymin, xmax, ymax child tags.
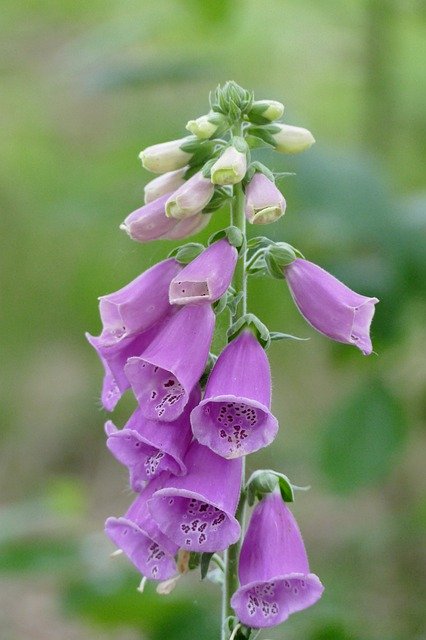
<box><xmin>110</xmin><ymin>549</ymin><xmax>123</xmax><ymax>558</ymax></box>
<box><xmin>156</xmin><ymin>575</ymin><xmax>180</xmax><ymax>595</ymax></box>
<box><xmin>136</xmin><ymin>576</ymin><xmax>147</xmax><ymax>593</ymax></box>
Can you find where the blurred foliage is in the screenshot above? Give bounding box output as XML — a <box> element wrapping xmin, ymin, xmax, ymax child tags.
<box><xmin>0</xmin><ymin>0</ymin><xmax>425</xmax><ymax>639</ymax></box>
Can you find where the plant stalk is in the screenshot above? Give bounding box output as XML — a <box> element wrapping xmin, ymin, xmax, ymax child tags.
<box><xmin>221</xmin><ymin>122</ymin><xmax>247</xmax><ymax>640</ymax></box>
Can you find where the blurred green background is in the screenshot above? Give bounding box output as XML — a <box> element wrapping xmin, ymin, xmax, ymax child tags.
<box><xmin>1</xmin><ymin>1</ymin><xmax>425</xmax><ymax>639</ymax></box>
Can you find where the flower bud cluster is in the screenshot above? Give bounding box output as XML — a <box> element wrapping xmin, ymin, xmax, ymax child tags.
<box><xmin>88</xmin><ymin>82</ymin><xmax>378</xmax><ymax>636</ymax></box>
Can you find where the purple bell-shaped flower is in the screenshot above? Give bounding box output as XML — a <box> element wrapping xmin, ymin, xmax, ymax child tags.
<box><xmin>125</xmin><ymin>304</ymin><xmax>215</xmax><ymax>421</ymax></box>
<box><xmin>284</xmin><ymin>258</ymin><xmax>379</xmax><ymax>355</ymax></box>
<box><xmin>231</xmin><ymin>492</ymin><xmax>324</xmax><ymax>628</ymax></box>
<box><xmin>98</xmin><ymin>258</ymin><xmax>181</xmax><ymax>342</ymax></box>
<box><xmin>105</xmin><ymin>386</ymin><xmax>200</xmax><ymax>491</ymax></box>
<box><xmin>191</xmin><ymin>331</ymin><xmax>278</xmax><ymax>458</ymax></box>
<box><xmin>121</xmin><ymin>193</ymin><xmax>211</xmax><ymax>243</ymax></box>
<box><xmin>105</xmin><ymin>474</ymin><xmax>178</xmax><ymax>581</ymax></box>
<box><xmin>148</xmin><ymin>441</ymin><xmax>242</xmax><ymax>552</ymax></box>
<box><xmin>86</xmin><ymin>321</ymin><xmax>165</xmax><ymax>411</ymax></box>
<box><xmin>169</xmin><ymin>238</ymin><xmax>238</xmax><ymax>305</ymax></box>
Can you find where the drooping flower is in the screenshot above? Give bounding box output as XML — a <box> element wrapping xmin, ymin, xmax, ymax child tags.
<box><xmin>245</xmin><ymin>173</ymin><xmax>286</xmax><ymax>225</ymax></box>
<box><xmin>144</xmin><ymin>168</ymin><xmax>187</xmax><ymax>203</ymax></box>
<box><xmin>191</xmin><ymin>330</ymin><xmax>278</xmax><ymax>458</ymax></box>
<box><xmin>120</xmin><ymin>193</ymin><xmax>211</xmax><ymax>243</ymax></box>
<box><xmin>169</xmin><ymin>238</ymin><xmax>238</xmax><ymax>305</ymax></box>
<box><xmin>148</xmin><ymin>441</ymin><xmax>242</xmax><ymax>552</ymax></box>
<box><xmin>139</xmin><ymin>137</ymin><xmax>193</xmax><ymax>173</ymax></box>
<box><xmin>231</xmin><ymin>492</ymin><xmax>324</xmax><ymax>628</ymax></box>
<box><xmin>210</xmin><ymin>145</ymin><xmax>247</xmax><ymax>185</ymax></box>
<box><xmin>105</xmin><ymin>386</ymin><xmax>200</xmax><ymax>491</ymax></box>
<box><xmin>125</xmin><ymin>304</ymin><xmax>215</xmax><ymax>421</ymax></box>
<box><xmin>165</xmin><ymin>171</ymin><xmax>215</xmax><ymax>220</ymax></box>
<box><xmin>98</xmin><ymin>258</ymin><xmax>181</xmax><ymax>342</ymax></box>
<box><xmin>120</xmin><ymin>193</ymin><xmax>178</xmax><ymax>243</ymax></box>
<box><xmin>284</xmin><ymin>258</ymin><xmax>379</xmax><ymax>355</ymax></box>
<box><xmin>164</xmin><ymin>211</ymin><xmax>212</xmax><ymax>240</ymax></box>
<box><xmin>271</xmin><ymin>124</ymin><xmax>315</xmax><ymax>154</ymax></box>
<box><xmin>86</xmin><ymin>321</ymin><xmax>165</xmax><ymax>411</ymax></box>
<box><xmin>105</xmin><ymin>474</ymin><xmax>178</xmax><ymax>581</ymax></box>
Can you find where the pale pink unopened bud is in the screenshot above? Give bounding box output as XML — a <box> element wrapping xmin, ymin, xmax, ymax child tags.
<box><xmin>139</xmin><ymin>138</ymin><xmax>192</xmax><ymax>174</ymax></box>
<box><xmin>245</xmin><ymin>173</ymin><xmax>286</xmax><ymax>224</ymax></box>
<box><xmin>272</xmin><ymin>124</ymin><xmax>315</xmax><ymax>154</ymax></box>
<box><xmin>165</xmin><ymin>171</ymin><xmax>215</xmax><ymax>220</ymax></box>
<box><xmin>144</xmin><ymin>168</ymin><xmax>187</xmax><ymax>203</ymax></box>
<box><xmin>210</xmin><ymin>146</ymin><xmax>247</xmax><ymax>186</ymax></box>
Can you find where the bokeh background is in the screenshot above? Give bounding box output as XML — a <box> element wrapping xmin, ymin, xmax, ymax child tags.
<box><xmin>1</xmin><ymin>1</ymin><xmax>425</xmax><ymax>639</ymax></box>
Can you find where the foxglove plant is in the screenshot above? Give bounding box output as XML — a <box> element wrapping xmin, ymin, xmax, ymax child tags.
<box><xmin>88</xmin><ymin>81</ymin><xmax>378</xmax><ymax>639</ymax></box>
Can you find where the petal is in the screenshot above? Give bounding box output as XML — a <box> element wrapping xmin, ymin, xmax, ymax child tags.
<box><xmin>125</xmin><ymin>305</ymin><xmax>215</xmax><ymax>421</ymax></box>
<box><xmin>169</xmin><ymin>239</ymin><xmax>237</xmax><ymax>305</ymax></box>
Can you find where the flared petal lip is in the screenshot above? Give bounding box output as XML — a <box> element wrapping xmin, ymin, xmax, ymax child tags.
<box><xmin>105</xmin><ymin>516</ymin><xmax>178</xmax><ymax>579</ymax></box>
<box><xmin>191</xmin><ymin>394</ymin><xmax>279</xmax><ymax>458</ymax></box>
<box><xmin>106</xmin><ymin>428</ymin><xmax>187</xmax><ymax>476</ymax></box>
<box><xmin>125</xmin><ymin>355</ymin><xmax>190</xmax><ymax>414</ymax></box>
<box><xmin>231</xmin><ymin>572</ymin><xmax>324</xmax><ymax>627</ymax></box>
<box><xmin>149</xmin><ymin>487</ymin><xmax>241</xmax><ymax>551</ymax></box>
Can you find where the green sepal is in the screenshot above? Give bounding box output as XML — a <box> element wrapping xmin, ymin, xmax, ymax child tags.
<box><xmin>264</xmin><ymin>242</ymin><xmax>298</xmax><ymax>279</ymax></box>
<box><xmin>201</xmin><ymin>158</ymin><xmax>218</xmax><ymax>178</ymax></box>
<box><xmin>246</xmin><ymin>236</ymin><xmax>272</xmax><ymax>249</ymax></box>
<box><xmin>274</xmin><ymin>171</ymin><xmax>296</xmax><ymax>181</ymax></box>
<box><xmin>203</xmin><ymin>186</ymin><xmax>232</xmax><ymax>213</ymax></box>
<box><xmin>232</xmin><ymin>136</ymin><xmax>249</xmax><ymax>154</ymax></box>
<box><xmin>208</xmin><ymin>225</ymin><xmax>244</xmax><ymax>249</ymax></box>
<box><xmin>244</xmin><ymin>161</ymin><xmax>275</xmax><ymax>186</ymax></box>
<box><xmin>269</xmin><ymin>331</ymin><xmax>309</xmax><ymax>342</ymax></box>
<box><xmin>246</xmin><ymin>125</ymin><xmax>278</xmax><ymax>147</ymax></box>
<box><xmin>167</xmin><ymin>242</ymin><xmax>205</xmax><ymax>264</ymax></box>
<box><xmin>179</xmin><ymin>136</ymin><xmax>203</xmax><ymax>153</ymax></box>
<box><xmin>245</xmin><ymin>469</ymin><xmax>295</xmax><ymax>506</ymax></box>
<box><xmin>188</xmin><ymin>552</ymin><xmax>201</xmax><ymax>571</ymax></box>
<box><xmin>187</xmin><ymin>139</ymin><xmax>223</xmax><ymax>169</ymax></box>
<box><xmin>227</xmin><ymin>313</ymin><xmax>270</xmax><ymax>349</ymax></box>
<box><xmin>200</xmin><ymin>552</ymin><xmax>214</xmax><ymax>580</ymax></box>
<box><xmin>245</xmin><ymin>134</ymin><xmax>274</xmax><ymax>150</ymax></box>
<box><xmin>227</xmin><ymin>291</ymin><xmax>244</xmax><ymax>317</ymax></box>
<box><xmin>199</xmin><ymin>352</ymin><xmax>217</xmax><ymax>388</ymax></box>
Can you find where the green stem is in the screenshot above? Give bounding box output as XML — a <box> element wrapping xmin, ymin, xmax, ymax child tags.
<box><xmin>221</xmin><ymin>123</ymin><xmax>247</xmax><ymax>640</ymax></box>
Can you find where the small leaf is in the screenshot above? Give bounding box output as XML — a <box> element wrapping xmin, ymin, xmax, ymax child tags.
<box><xmin>168</xmin><ymin>242</ymin><xmax>205</xmax><ymax>264</ymax></box>
<box><xmin>269</xmin><ymin>331</ymin><xmax>309</xmax><ymax>342</ymax></box>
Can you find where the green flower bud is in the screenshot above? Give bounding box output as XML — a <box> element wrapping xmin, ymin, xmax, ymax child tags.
<box><xmin>248</xmin><ymin>99</ymin><xmax>285</xmax><ymax>124</ymax></box>
<box><xmin>186</xmin><ymin>113</ymin><xmax>227</xmax><ymax>139</ymax></box>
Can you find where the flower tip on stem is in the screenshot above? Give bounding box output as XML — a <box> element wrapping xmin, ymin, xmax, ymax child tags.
<box><xmin>137</xmin><ymin>576</ymin><xmax>147</xmax><ymax>593</ymax></box>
